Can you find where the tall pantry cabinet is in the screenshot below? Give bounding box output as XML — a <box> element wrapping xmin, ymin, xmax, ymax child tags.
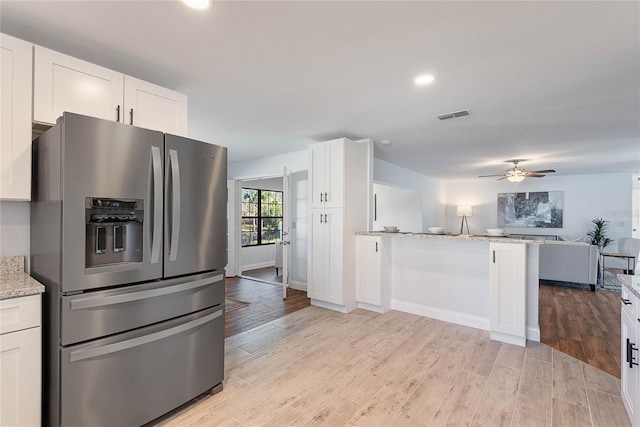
<box><xmin>307</xmin><ymin>138</ymin><xmax>368</xmax><ymax>313</ymax></box>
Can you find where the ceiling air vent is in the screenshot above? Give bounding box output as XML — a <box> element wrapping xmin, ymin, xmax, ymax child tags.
<box><xmin>435</xmin><ymin>109</ymin><xmax>470</xmax><ymax>120</ymax></box>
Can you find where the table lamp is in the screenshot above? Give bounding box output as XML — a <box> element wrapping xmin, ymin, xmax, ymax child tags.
<box><xmin>457</xmin><ymin>206</ymin><xmax>472</xmax><ymax>235</ymax></box>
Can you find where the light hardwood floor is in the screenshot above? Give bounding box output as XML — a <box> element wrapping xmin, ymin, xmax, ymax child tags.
<box><xmin>154</xmin><ymin>307</ymin><xmax>630</xmax><ymax>427</ymax></box>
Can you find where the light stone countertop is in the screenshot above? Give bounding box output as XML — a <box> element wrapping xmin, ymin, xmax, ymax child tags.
<box><xmin>618</xmin><ymin>274</ymin><xmax>640</xmax><ymax>299</ymax></box>
<box><xmin>356</xmin><ymin>231</ymin><xmax>545</xmax><ymax>244</ymax></box>
<box><xmin>0</xmin><ymin>256</ymin><xmax>45</xmax><ymax>300</ymax></box>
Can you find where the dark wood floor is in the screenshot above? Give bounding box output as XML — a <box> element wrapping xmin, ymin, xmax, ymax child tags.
<box><xmin>224</xmin><ymin>273</ymin><xmax>310</xmax><ymax>338</ymax></box>
<box><xmin>241</xmin><ymin>266</ymin><xmax>281</xmax><ymax>283</ymax></box>
<box><xmin>539</xmin><ymin>282</ymin><xmax>621</xmax><ymax>378</ymax></box>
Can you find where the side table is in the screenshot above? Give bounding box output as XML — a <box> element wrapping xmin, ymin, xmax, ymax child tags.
<box><xmin>601</xmin><ymin>252</ymin><xmax>636</xmax><ymax>287</ymax></box>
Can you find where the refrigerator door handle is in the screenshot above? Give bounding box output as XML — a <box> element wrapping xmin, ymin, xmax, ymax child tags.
<box><xmin>150</xmin><ymin>146</ymin><xmax>162</xmax><ymax>264</ymax></box>
<box><xmin>69</xmin><ymin>274</ymin><xmax>224</xmax><ymax>310</ymax></box>
<box><xmin>68</xmin><ymin>307</ymin><xmax>223</xmax><ymax>362</ymax></box>
<box><xmin>168</xmin><ymin>149</ymin><xmax>181</xmax><ymax>261</ymax></box>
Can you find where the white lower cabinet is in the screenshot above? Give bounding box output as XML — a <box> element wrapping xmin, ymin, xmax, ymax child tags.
<box><xmin>308</xmin><ymin>209</ymin><xmax>345</xmax><ymax>306</ymax></box>
<box><xmin>355</xmin><ymin>235</ymin><xmax>391</xmax><ymax>313</ymax></box>
<box><xmin>621</xmin><ymin>287</ymin><xmax>639</xmax><ymax>427</ymax></box>
<box><xmin>489</xmin><ymin>242</ymin><xmax>526</xmax><ymax>346</ymax></box>
<box><xmin>0</xmin><ymin>295</ymin><xmax>41</xmax><ymax>427</ymax></box>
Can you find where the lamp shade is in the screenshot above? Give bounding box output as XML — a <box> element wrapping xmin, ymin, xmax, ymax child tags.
<box><xmin>456</xmin><ymin>206</ymin><xmax>472</xmax><ymax>217</ymax></box>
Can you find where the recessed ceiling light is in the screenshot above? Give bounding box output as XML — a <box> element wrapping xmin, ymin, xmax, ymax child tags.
<box><xmin>414</xmin><ymin>74</ymin><xmax>435</xmax><ymax>86</ymax></box>
<box><xmin>183</xmin><ymin>0</ymin><xmax>209</xmax><ymax>10</ymax></box>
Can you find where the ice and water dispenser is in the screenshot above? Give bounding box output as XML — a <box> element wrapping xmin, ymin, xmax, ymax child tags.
<box><xmin>85</xmin><ymin>197</ymin><xmax>144</xmax><ymax>268</ymax></box>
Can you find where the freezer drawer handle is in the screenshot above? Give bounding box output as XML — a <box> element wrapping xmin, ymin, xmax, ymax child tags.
<box><xmin>68</xmin><ymin>308</ymin><xmax>223</xmax><ymax>362</ymax></box>
<box><xmin>69</xmin><ymin>274</ymin><xmax>224</xmax><ymax>310</ymax></box>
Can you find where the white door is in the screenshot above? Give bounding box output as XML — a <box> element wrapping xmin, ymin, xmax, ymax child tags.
<box><xmin>226</xmin><ymin>180</ymin><xmax>238</xmax><ymax>277</ymax></box>
<box><xmin>356</xmin><ymin>236</ymin><xmax>381</xmax><ymax>305</ymax></box>
<box><xmin>308</xmin><ymin>210</ymin><xmax>326</xmax><ymax>300</ymax></box>
<box><xmin>281</xmin><ymin>167</ymin><xmax>290</xmax><ymax>299</ymax></box>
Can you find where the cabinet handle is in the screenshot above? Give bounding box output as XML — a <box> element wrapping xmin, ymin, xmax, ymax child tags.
<box><xmin>129</xmin><ymin>108</ymin><xmax>134</xmax><ymax>125</ymax></box>
<box><xmin>324</xmin><ymin>213</ymin><xmax>327</xmax><ymax>223</ymax></box>
<box><xmin>375</xmin><ymin>242</ymin><xmax>378</xmax><ymax>252</ymax></box>
<box><xmin>628</xmin><ymin>339</ymin><xmax>639</xmax><ymax>368</ymax></box>
<box><xmin>319</xmin><ymin>214</ymin><xmax>323</xmax><ymax>224</ymax></box>
<box><xmin>621</xmin><ymin>298</ymin><xmax>633</xmax><ymax>306</ymax></box>
<box><xmin>492</xmin><ymin>250</ymin><xmax>496</xmax><ymax>263</ymax></box>
<box><xmin>116</xmin><ymin>105</ymin><xmax>121</xmax><ymax>122</ymax></box>
<box><xmin>324</xmin><ymin>192</ymin><xmax>328</xmax><ymax>202</ymax></box>
<box><xmin>374</xmin><ymin>194</ymin><xmax>377</xmax><ymax>221</ymax></box>
<box><xmin>320</xmin><ymin>192</ymin><xmax>323</xmax><ymax>202</ymax></box>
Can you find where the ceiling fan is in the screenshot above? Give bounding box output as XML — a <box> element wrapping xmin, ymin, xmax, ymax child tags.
<box><xmin>478</xmin><ymin>159</ymin><xmax>556</xmax><ymax>182</ymax></box>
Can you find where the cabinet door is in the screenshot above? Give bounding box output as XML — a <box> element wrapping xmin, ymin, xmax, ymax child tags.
<box><xmin>621</xmin><ymin>309</ymin><xmax>639</xmax><ymax>425</ymax></box>
<box><xmin>0</xmin><ymin>327</ymin><xmax>41</xmax><ymax>427</ymax></box>
<box><xmin>307</xmin><ymin>210</ymin><xmax>326</xmax><ymax>300</ymax></box>
<box><xmin>489</xmin><ymin>243</ymin><xmax>526</xmax><ymax>345</ymax></box>
<box><xmin>356</xmin><ymin>236</ymin><xmax>381</xmax><ymax>305</ymax></box>
<box><xmin>124</xmin><ymin>76</ymin><xmax>188</xmax><ymax>136</ymax></box>
<box><xmin>308</xmin><ymin>143</ymin><xmax>326</xmax><ymax>208</ymax></box>
<box><xmin>324</xmin><ymin>139</ymin><xmax>344</xmax><ymax>208</ymax></box>
<box><xmin>0</xmin><ymin>34</ymin><xmax>32</xmax><ymax>200</ymax></box>
<box><xmin>325</xmin><ymin>210</ymin><xmax>344</xmax><ymax>305</ymax></box>
<box><xmin>33</xmin><ymin>46</ymin><xmax>124</xmax><ymax>125</ymax></box>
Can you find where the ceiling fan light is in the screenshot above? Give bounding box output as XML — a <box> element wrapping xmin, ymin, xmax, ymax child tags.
<box><xmin>507</xmin><ymin>175</ymin><xmax>525</xmax><ymax>183</ymax></box>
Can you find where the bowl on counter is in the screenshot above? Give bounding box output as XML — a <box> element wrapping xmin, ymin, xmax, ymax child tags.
<box><xmin>383</xmin><ymin>226</ymin><xmax>399</xmax><ymax>232</ymax></box>
<box><xmin>427</xmin><ymin>227</ymin><xmax>444</xmax><ymax>233</ymax></box>
<box><xmin>486</xmin><ymin>228</ymin><xmax>505</xmax><ymax>235</ymax></box>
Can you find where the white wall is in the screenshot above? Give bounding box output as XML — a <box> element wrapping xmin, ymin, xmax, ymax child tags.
<box><xmin>0</xmin><ymin>201</ymin><xmax>30</xmax><ymax>272</ymax></box>
<box><xmin>444</xmin><ymin>172</ymin><xmax>633</xmax><ymax>245</ymax></box>
<box><xmin>373</xmin><ymin>159</ymin><xmax>446</xmax><ymax>231</ymax></box>
<box><xmin>228</xmin><ymin>150</ymin><xmax>308</xmax><ymax>179</ymax></box>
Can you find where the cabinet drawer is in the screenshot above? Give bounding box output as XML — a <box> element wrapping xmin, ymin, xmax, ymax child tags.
<box><xmin>0</xmin><ymin>295</ymin><xmax>41</xmax><ymax>335</ymax></box>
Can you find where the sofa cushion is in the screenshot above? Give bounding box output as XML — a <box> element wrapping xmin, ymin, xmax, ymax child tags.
<box><xmin>539</xmin><ymin>241</ymin><xmax>599</xmax><ymax>285</ymax></box>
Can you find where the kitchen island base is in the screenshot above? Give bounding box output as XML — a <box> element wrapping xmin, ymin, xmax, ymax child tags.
<box><xmin>356</xmin><ymin>233</ymin><xmax>541</xmax><ymax>346</ymax></box>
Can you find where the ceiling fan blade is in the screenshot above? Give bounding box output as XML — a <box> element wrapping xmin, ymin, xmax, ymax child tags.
<box><xmin>528</xmin><ymin>169</ymin><xmax>556</xmax><ymax>174</ymax></box>
<box><xmin>478</xmin><ymin>174</ymin><xmax>506</xmax><ymax>178</ymax></box>
<box><xmin>527</xmin><ymin>174</ymin><xmax>546</xmax><ymax>178</ymax></box>
<box><xmin>496</xmin><ymin>177</ymin><xmax>508</xmax><ymax>181</ymax></box>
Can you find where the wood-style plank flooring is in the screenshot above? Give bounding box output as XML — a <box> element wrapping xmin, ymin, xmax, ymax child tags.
<box><xmin>155</xmin><ymin>307</ymin><xmax>629</xmax><ymax>427</ymax></box>
<box><xmin>539</xmin><ymin>282</ymin><xmax>621</xmax><ymax>378</ymax></box>
<box><xmin>225</xmin><ymin>273</ymin><xmax>310</xmax><ymax>338</ymax></box>
<box><xmin>241</xmin><ymin>266</ymin><xmax>281</xmax><ymax>284</ymax></box>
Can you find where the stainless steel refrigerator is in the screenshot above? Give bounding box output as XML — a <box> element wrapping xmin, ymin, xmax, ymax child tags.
<box><xmin>31</xmin><ymin>112</ymin><xmax>227</xmax><ymax>427</ymax></box>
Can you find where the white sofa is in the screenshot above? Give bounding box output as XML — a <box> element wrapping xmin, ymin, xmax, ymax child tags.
<box><xmin>539</xmin><ymin>240</ymin><xmax>599</xmax><ymax>290</ymax></box>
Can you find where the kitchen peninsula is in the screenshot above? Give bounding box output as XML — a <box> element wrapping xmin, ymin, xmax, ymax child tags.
<box><xmin>355</xmin><ymin>232</ymin><xmax>542</xmax><ymax>346</ymax></box>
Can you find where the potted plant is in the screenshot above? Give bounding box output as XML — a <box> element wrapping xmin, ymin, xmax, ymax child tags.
<box><xmin>586</xmin><ymin>217</ymin><xmax>613</xmax><ymax>252</ymax></box>
<box><xmin>587</xmin><ymin>217</ymin><xmax>614</xmax><ymax>291</ymax></box>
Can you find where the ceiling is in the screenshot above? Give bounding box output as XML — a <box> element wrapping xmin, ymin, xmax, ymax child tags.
<box><xmin>1</xmin><ymin>1</ymin><xmax>639</xmax><ymax>180</ymax></box>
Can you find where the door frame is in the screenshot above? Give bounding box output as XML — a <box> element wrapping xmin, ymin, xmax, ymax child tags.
<box><xmin>231</xmin><ymin>173</ymin><xmax>286</xmax><ymax>279</ymax></box>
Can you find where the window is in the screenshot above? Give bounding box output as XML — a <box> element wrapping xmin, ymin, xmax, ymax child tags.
<box><xmin>241</xmin><ymin>188</ymin><xmax>283</xmax><ymax>246</ymax></box>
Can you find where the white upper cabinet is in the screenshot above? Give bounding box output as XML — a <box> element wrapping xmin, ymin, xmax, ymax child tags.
<box><xmin>124</xmin><ymin>76</ymin><xmax>187</xmax><ymax>136</ymax></box>
<box><xmin>33</xmin><ymin>46</ymin><xmax>187</xmax><ymax>135</ymax></box>
<box><xmin>33</xmin><ymin>45</ymin><xmax>124</xmax><ymax>125</ymax></box>
<box><xmin>1</xmin><ymin>34</ymin><xmax>33</xmax><ymax>200</ymax></box>
<box><xmin>309</xmin><ymin>139</ymin><xmax>345</xmax><ymax>209</ymax></box>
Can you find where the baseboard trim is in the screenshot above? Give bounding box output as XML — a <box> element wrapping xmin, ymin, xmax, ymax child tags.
<box><xmin>527</xmin><ymin>326</ymin><xmax>541</xmax><ymax>342</ymax></box>
<box><xmin>289</xmin><ymin>280</ymin><xmax>307</xmax><ymax>292</ymax></box>
<box><xmin>311</xmin><ymin>299</ymin><xmax>351</xmax><ymax>313</ymax></box>
<box><xmin>356</xmin><ymin>301</ymin><xmax>387</xmax><ymax>313</ymax></box>
<box><xmin>390</xmin><ymin>299</ymin><xmax>490</xmax><ymax>331</ymax></box>
<box><xmin>491</xmin><ymin>331</ymin><xmax>526</xmax><ymax>347</ymax></box>
<box><xmin>240</xmin><ymin>261</ymin><xmax>275</xmax><ymax>272</ymax></box>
